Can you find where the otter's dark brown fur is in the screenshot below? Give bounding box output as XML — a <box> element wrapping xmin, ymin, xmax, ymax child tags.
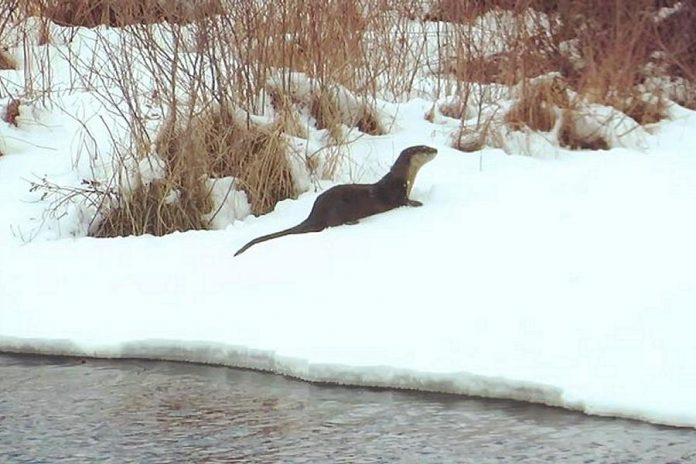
<box><xmin>234</xmin><ymin>145</ymin><xmax>437</xmax><ymax>256</ymax></box>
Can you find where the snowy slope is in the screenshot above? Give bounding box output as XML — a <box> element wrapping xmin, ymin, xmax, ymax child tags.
<box><xmin>3</xmin><ymin>96</ymin><xmax>696</xmax><ymax>428</ymax></box>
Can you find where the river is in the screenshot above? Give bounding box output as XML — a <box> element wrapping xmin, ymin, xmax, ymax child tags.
<box><xmin>1</xmin><ymin>353</ymin><xmax>694</xmax><ymax>463</ymax></box>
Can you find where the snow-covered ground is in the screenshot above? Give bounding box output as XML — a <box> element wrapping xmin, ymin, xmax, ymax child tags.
<box><xmin>2</xmin><ymin>17</ymin><xmax>696</xmax><ymax>429</ymax></box>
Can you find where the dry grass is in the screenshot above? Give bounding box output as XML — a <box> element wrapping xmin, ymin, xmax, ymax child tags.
<box><xmin>438</xmin><ymin>100</ymin><xmax>469</xmax><ymax>120</ymax></box>
<box><xmin>38</xmin><ymin>0</ymin><xmax>223</xmax><ymax>28</ymax></box>
<box><xmin>505</xmin><ymin>75</ymin><xmax>569</xmax><ymax>132</ymax></box>
<box><xmin>558</xmin><ymin>109</ymin><xmax>610</xmax><ymax>151</ymax></box>
<box><xmin>248</xmin><ymin>0</ymin><xmax>366</xmax><ymax>86</ymax></box>
<box><xmin>93</xmin><ymin>103</ymin><xmax>298</xmax><ymax>238</ymax></box>
<box><xmin>156</xmin><ymin>106</ymin><xmax>296</xmax><ymax>217</ymax></box>
<box><xmin>612</xmin><ymin>94</ymin><xmax>667</xmax><ymax>126</ymax></box>
<box><xmin>547</xmin><ymin>0</ymin><xmax>691</xmax><ymax>121</ymax></box>
<box><xmin>452</xmin><ymin>125</ymin><xmax>489</xmax><ymax>153</ymax></box>
<box><xmin>445</xmin><ymin>45</ymin><xmax>573</xmax><ymax>87</ymax></box>
<box><xmin>654</xmin><ymin>1</ymin><xmax>696</xmax><ymax>81</ymax></box>
<box><xmin>0</xmin><ymin>49</ymin><xmax>15</xmax><ymax>70</ymax></box>
<box><xmin>441</xmin><ymin>0</ymin><xmax>693</xmax><ymax>121</ymax></box>
<box><xmin>267</xmin><ymin>79</ymin><xmax>386</xmax><ymax>142</ymax></box>
<box><xmin>3</xmin><ymin>99</ymin><xmax>20</xmax><ymax>126</ymax></box>
<box><xmin>309</xmin><ymin>90</ymin><xmax>385</xmax><ymax>140</ymax></box>
<box><xmin>92</xmin><ymin>180</ymin><xmax>210</xmax><ymax>237</ymax></box>
<box><xmin>9</xmin><ymin>0</ymin><xmax>696</xmax><ymax>237</ymax></box>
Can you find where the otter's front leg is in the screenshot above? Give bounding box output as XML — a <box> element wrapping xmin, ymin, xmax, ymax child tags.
<box><xmin>407</xmin><ymin>199</ymin><xmax>423</xmax><ymax>207</ymax></box>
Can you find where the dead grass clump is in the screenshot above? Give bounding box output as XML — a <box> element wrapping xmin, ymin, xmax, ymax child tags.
<box><xmin>558</xmin><ymin>110</ymin><xmax>610</xmax><ymax>151</ymax></box>
<box><xmin>550</xmin><ymin>0</ymin><xmax>685</xmax><ymax>111</ymax></box>
<box><xmin>309</xmin><ymin>92</ymin><xmax>344</xmax><ymax>140</ymax></box>
<box><xmin>446</xmin><ymin>46</ymin><xmax>573</xmax><ymax>86</ymax></box>
<box><xmin>267</xmin><ymin>78</ymin><xmax>385</xmax><ymax>142</ymax></box>
<box><xmin>41</xmin><ymin>0</ymin><xmax>223</xmax><ymax>28</ymax></box>
<box><xmin>0</xmin><ymin>49</ymin><xmax>15</xmax><ymax>70</ymax></box>
<box><xmin>355</xmin><ymin>105</ymin><xmax>385</xmax><ymax>135</ymax></box>
<box><xmin>95</xmin><ymin>104</ymin><xmax>297</xmax><ymax>237</ymax></box>
<box><xmin>505</xmin><ymin>76</ymin><xmax>569</xmax><ymax>132</ymax></box>
<box><xmin>92</xmin><ymin>180</ymin><xmax>209</xmax><ymax>238</ymax></box>
<box><xmin>453</xmin><ymin>127</ymin><xmax>487</xmax><ymax>153</ymax></box>
<box><xmin>308</xmin><ymin>89</ymin><xmax>385</xmax><ymax>141</ymax></box>
<box><xmin>451</xmin><ymin>115</ymin><xmax>502</xmax><ymax>153</ymax></box>
<box><xmin>421</xmin><ymin>0</ymin><xmax>566</xmax><ymax>23</ymax></box>
<box><xmin>669</xmin><ymin>80</ymin><xmax>696</xmax><ymax>110</ymax></box>
<box><xmin>157</xmin><ymin>106</ymin><xmax>296</xmax><ymax>216</ymax></box>
<box><xmin>439</xmin><ymin>0</ymin><xmax>692</xmax><ymax>117</ymax></box>
<box><xmin>610</xmin><ymin>94</ymin><xmax>667</xmax><ymax>125</ymax></box>
<box><xmin>267</xmin><ymin>90</ymin><xmax>309</xmax><ymax>139</ymax></box>
<box><xmin>3</xmin><ymin>99</ymin><xmax>20</xmax><ymax>126</ymax></box>
<box><xmin>420</xmin><ymin>0</ymin><xmax>485</xmax><ymax>23</ymax></box>
<box><xmin>439</xmin><ymin>99</ymin><xmax>470</xmax><ymax>120</ymax></box>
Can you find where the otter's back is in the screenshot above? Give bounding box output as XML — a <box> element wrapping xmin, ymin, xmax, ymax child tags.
<box><xmin>310</xmin><ymin>183</ymin><xmax>400</xmax><ymax>227</ymax></box>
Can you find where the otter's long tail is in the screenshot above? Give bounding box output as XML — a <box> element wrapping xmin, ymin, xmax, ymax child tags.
<box><xmin>234</xmin><ymin>222</ymin><xmax>320</xmax><ymax>257</ymax></box>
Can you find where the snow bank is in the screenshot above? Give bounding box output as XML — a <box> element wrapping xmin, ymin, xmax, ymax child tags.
<box><xmin>3</xmin><ymin>105</ymin><xmax>696</xmax><ymax>428</ymax></box>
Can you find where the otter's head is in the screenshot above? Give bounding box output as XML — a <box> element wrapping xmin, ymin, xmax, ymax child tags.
<box><xmin>392</xmin><ymin>145</ymin><xmax>438</xmax><ymax>197</ymax></box>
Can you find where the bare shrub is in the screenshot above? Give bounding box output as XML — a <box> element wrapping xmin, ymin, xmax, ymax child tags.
<box><xmin>437</xmin><ymin>0</ymin><xmax>690</xmax><ymax>123</ymax></box>
<box><xmin>249</xmin><ymin>0</ymin><xmax>365</xmax><ymax>86</ymax></box>
<box><xmin>547</xmin><ymin>0</ymin><xmax>682</xmax><ymax>123</ymax></box>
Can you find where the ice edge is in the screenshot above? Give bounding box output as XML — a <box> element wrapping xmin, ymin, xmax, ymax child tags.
<box><xmin>2</xmin><ymin>335</ymin><xmax>693</xmax><ymax>429</ymax></box>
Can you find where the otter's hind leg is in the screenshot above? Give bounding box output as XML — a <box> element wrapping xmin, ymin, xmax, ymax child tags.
<box><xmin>407</xmin><ymin>199</ymin><xmax>423</xmax><ymax>207</ymax></box>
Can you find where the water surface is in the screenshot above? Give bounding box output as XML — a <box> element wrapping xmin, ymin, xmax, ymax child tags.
<box><xmin>1</xmin><ymin>354</ymin><xmax>694</xmax><ymax>463</ymax></box>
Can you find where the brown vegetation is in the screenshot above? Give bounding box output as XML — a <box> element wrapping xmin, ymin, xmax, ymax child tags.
<box><xmin>3</xmin><ymin>99</ymin><xmax>20</xmax><ymax>126</ymax></box>
<box><xmin>505</xmin><ymin>75</ymin><xmax>569</xmax><ymax>132</ymax></box>
<box><xmin>93</xmin><ymin>105</ymin><xmax>299</xmax><ymax>238</ymax></box>
<box><xmin>37</xmin><ymin>0</ymin><xmax>223</xmax><ymax>28</ymax></box>
<box><xmin>0</xmin><ymin>49</ymin><xmax>15</xmax><ymax>70</ymax></box>
<box><xmin>8</xmin><ymin>0</ymin><xmax>696</xmax><ymax>236</ymax></box>
<box><xmin>156</xmin><ymin>106</ymin><xmax>295</xmax><ymax>217</ymax></box>
<box><xmin>308</xmin><ymin>90</ymin><xmax>385</xmax><ymax>141</ymax></box>
<box><xmin>440</xmin><ymin>0</ymin><xmax>694</xmax><ymax>115</ymax></box>
<box><xmin>92</xmin><ymin>180</ymin><xmax>210</xmax><ymax>237</ymax></box>
<box><xmin>558</xmin><ymin>110</ymin><xmax>610</xmax><ymax>151</ymax></box>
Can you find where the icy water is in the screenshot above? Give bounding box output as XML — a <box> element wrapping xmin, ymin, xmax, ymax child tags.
<box><xmin>1</xmin><ymin>354</ymin><xmax>695</xmax><ymax>463</ymax></box>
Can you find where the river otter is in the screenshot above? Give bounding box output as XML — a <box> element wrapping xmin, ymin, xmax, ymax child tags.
<box><xmin>234</xmin><ymin>145</ymin><xmax>437</xmax><ymax>256</ymax></box>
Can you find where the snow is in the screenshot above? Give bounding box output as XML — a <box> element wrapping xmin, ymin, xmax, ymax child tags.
<box><xmin>2</xmin><ymin>17</ymin><xmax>696</xmax><ymax>430</ymax></box>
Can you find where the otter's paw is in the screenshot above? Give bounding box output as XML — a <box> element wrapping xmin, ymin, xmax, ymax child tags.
<box><xmin>407</xmin><ymin>200</ymin><xmax>423</xmax><ymax>207</ymax></box>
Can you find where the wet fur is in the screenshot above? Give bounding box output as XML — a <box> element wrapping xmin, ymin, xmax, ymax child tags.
<box><xmin>234</xmin><ymin>145</ymin><xmax>436</xmax><ymax>256</ymax></box>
